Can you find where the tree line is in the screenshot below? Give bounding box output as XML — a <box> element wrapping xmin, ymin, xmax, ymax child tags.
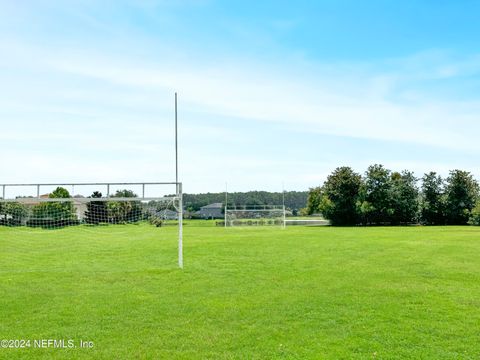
<box><xmin>307</xmin><ymin>165</ymin><xmax>480</xmax><ymax>226</ymax></box>
<box><xmin>183</xmin><ymin>191</ymin><xmax>308</xmax><ymax>213</ymax></box>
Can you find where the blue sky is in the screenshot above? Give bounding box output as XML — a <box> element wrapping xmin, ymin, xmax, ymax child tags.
<box><xmin>1</xmin><ymin>1</ymin><xmax>480</xmax><ymax>193</ymax></box>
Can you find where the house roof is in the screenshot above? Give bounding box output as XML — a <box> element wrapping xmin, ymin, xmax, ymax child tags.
<box><xmin>200</xmin><ymin>203</ymin><xmax>223</xmax><ymax>209</ymax></box>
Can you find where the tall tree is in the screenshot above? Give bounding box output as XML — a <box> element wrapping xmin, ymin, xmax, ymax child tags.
<box><xmin>84</xmin><ymin>191</ymin><xmax>108</xmax><ymax>224</ymax></box>
<box><xmin>318</xmin><ymin>167</ymin><xmax>362</xmax><ymax>225</ymax></box>
<box><xmin>108</xmin><ymin>190</ymin><xmax>142</xmax><ymax>223</ymax></box>
<box><xmin>306</xmin><ymin>187</ymin><xmax>323</xmax><ymax>215</ymax></box>
<box><xmin>420</xmin><ymin>172</ymin><xmax>445</xmax><ymax>225</ymax></box>
<box><xmin>30</xmin><ymin>187</ymin><xmax>77</xmax><ymax>227</ymax></box>
<box><xmin>444</xmin><ymin>170</ymin><xmax>479</xmax><ymax>225</ymax></box>
<box><xmin>358</xmin><ymin>164</ymin><xmax>393</xmax><ymax>225</ymax></box>
<box><xmin>389</xmin><ymin>171</ymin><xmax>419</xmax><ymax>224</ymax></box>
<box><xmin>50</xmin><ymin>187</ymin><xmax>71</xmax><ymax>198</ymax></box>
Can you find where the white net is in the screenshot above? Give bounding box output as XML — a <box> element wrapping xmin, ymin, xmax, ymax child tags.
<box><xmin>225</xmin><ymin>205</ymin><xmax>285</xmax><ymax>227</ymax></box>
<box><xmin>0</xmin><ymin>183</ymin><xmax>181</xmax><ymax>229</ymax></box>
<box><xmin>0</xmin><ymin>198</ymin><xmax>180</xmax><ymax>229</ymax></box>
<box><xmin>1</xmin><ymin>182</ymin><xmax>184</xmax><ymax>268</ymax></box>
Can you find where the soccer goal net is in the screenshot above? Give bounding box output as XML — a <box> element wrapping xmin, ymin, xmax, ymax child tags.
<box><xmin>0</xmin><ymin>182</ymin><xmax>184</xmax><ymax>267</ymax></box>
<box><xmin>224</xmin><ymin>205</ymin><xmax>286</xmax><ymax>227</ymax></box>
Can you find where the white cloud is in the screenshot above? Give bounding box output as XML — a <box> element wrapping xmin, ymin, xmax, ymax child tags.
<box><xmin>2</xmin><ymin>36</ymin><xmax>480</xmax><ymax>191</ymax></box>
<box><xmin>41</xmin><ymin>50</ymin><xmax>480</xmax><ymax>154</ymax></box>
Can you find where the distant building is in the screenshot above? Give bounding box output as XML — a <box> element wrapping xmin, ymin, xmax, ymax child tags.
<box><xmin>146</xmin><ymin>208</ymin><xmax>178</xmax><ymax>220</ymax></box>
<box><xmin>196</xmin><ymin>203</ymin><xmax>224</xmax><ymax>219</ymax></box>
<box><xmin>157</xmin><ymin>209</ymin><xmax>178</xmax><ymax>220</ymax></box>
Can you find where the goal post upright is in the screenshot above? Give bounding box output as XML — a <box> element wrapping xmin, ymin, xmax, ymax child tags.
<box><xmin>177</xmin><ymin>182</ymin><xmax>183</xmax><ymax>269</ymax></box>
<box><xmin>224</xmin><ymin>205</ymin><xmax>227</xmax><ymax>228</ymax></box>
<box><xmin>224</xmin><ymin>182</ymin><xmax>228</xmax><ymax>228</ymax></box>
<box><xmin>174</xmin><ymin>92</ymin><xmax>183</xmax><ymax>269</ymax></box>
<box><xmin>282</xmin><ymin>182</ymin><xmax>286</xmax><ymax>229</ymax></box>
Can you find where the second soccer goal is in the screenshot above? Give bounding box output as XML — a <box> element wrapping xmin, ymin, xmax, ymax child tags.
<box><xmin>224</xmin><ymin>205</ymin><xmax>286</xmax><ymax>227</ymax></box>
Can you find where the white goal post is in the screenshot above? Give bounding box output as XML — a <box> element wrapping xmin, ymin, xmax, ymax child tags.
<box><xmin>0</xmin><ymin>182</ymin><xmax>184</xmax><ymax>268</ymax></box>
<box><xmin>224</xmin><ymin>205</ymin><xmax>286</xmax><ymax>227</ymax></box>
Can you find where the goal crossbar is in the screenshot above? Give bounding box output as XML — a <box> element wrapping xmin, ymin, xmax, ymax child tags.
<box><xmin>0</xmin><ymin>182</ymin><xmax>180</xmax><ymax>201</ymax></box>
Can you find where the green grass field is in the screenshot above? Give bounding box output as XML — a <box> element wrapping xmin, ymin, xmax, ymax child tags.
<box><xmin>1</xmin><ymin>224</ymin><xmax>480</xmax><ymax>359</ymax></box>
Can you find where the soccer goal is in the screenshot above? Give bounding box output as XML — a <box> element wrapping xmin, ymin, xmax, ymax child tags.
<box><xmin>0</xmin><ymin>182</ymin><xmax>184</xmax><ymax>268</ymax></box>
<box><xmin>224</xmin><ymin>205</ymin><xmax>286</xmax><ymax>227</ymax></box>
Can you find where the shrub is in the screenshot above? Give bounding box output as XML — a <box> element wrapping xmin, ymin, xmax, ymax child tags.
<box><xmin>149</xmin><ymin>217</ymin><xmax>164</xmax><ymax>227</ymax></box>
<box><xmin>468</xmin><ymin>202</ymin><xmax>480</xmax><ymax>226</ymax></box>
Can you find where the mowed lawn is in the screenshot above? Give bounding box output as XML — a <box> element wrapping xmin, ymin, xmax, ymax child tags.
<box><xmin>1</xmin><ymin>225</ymin><xmax>480</xmax><ymax>359</ymax></box>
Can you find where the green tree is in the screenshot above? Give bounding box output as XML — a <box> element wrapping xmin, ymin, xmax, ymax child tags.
<box><xmin>444</xmin><ymin>170</ymin><xmax>479</xmax><ymax>225</ymax></box>
<box><xmin>29</xmin><ymin>187</ymin><xmax>78</xmax><ymax>228</ymax></box>
<box><xmin>183</xmin><ymin>191</ymin><xmax>308</xmax><ymax>212</ymax></box>
<box><xmin>389</xmin><ymin>171</ymin><xmax>419</xmax><ymax>224</ymax></box>
<box><xmin>420</xmin><ymin>172</ymin><xmax>445</xmax><ymax>225</ymax></box>
<box><xmin>318</xmin><ymin>167</ymin><xmax>362</xmax><ymax>225</ymax></box>
<box><xmin>84</xmin><ymin>191</ymin><xmax>108</xmax><ymax>224</ymax></box>
<box><xmin>468</xmin><ymin>201</ymin><xmax>480</xmax><ymax>226</ymax></box>
<box><xmin>0</xmin><ymin>202</ymin><xmax>28</xmax><ymax>226</ymax></box>
<box><xmin>306</xmin><ymin>187</ymin><xmax>323</xmax><ymax>215</ymax></box>
<box><xmin>108</xmin><ymin>190</ymin><xmax>142</xmax><ymax>223</ymax></box>
<box><xmin>50</xmin><ymin>187</ymin><xmax>71</xmax><ymax>198</ymax></box>
<box><xmin>358</xmin><ymin>164</ymin><xmax>393</xmax><ymax>225</ymax></box>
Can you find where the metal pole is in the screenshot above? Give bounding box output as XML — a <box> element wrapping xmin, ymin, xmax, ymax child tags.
<box><xmin>2</xmin><ymin>185</ymin><xmax>5</xmax><ymax>200</ymax></box>
<box><xmin>175</xmin><ymin>93</ymin><xmax>183</xmax><ymax>269</ymax></box>
<box><xmin>178</xmin><ymin>183</ymin><xmax>183</xmax><ymax>269</ymax></box>
<box><xmin>282</xmin><ymin>182</ymin><xmax>286</xmax><ymax>229</ymax></box>
<box><xmin>224</xmin><ymin>182</ymin><xmax>228</xmax><ymax>228</ymax></box>
<box><xmin>175</xmin><ymin>92</ymin><xmax>178</xmax><ymax>185</ymax></box>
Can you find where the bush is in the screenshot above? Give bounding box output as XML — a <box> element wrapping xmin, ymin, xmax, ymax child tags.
<box><xmin>0</xmin><ymin>202</ymin><xmax>28</xmax><ymax>226</ymax></box>
<box><xmin>468</xmin><ymin>202</ymin><xmax>480</xmax><ymax>226</ymax></box>
<box><xmin>149</xmin><ymin>217</ymin><xmax>164</xmax><ymax>227</ymax></box>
